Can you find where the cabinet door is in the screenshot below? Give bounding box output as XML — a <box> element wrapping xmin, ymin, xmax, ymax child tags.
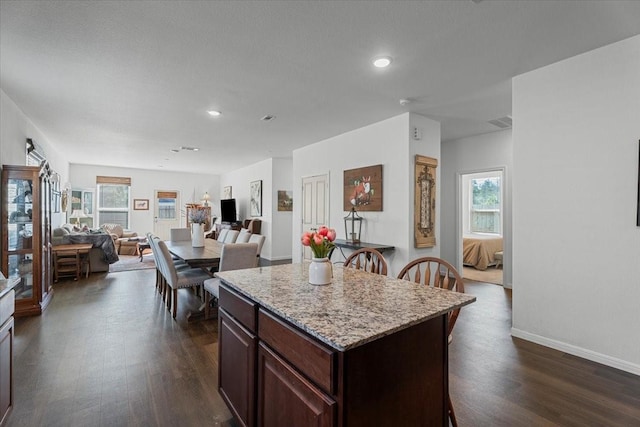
<box><xmin>0</xmin><ymin>317</ymin><xmax>13</xmax><ymax>425</ymax></box>
<box><xmin>257</xmin><ymin>342</ymin><xmax>335</xmax><ymax>427</ymax></box>
<box><xmin>219</xmin><ymin>309</ymin><xmax>256</xmax><ymax>427</ymax></box>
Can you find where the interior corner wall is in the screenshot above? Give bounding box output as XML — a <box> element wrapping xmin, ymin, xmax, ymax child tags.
<box><xmin>441</xmin><ymin>129</ymin><xmax>513</xmax><ymax>287</ymax></box>
<box><xmin>70</xmin><ymin>164</ymin><xmax>219</xmax><ymax>236</ymax></box>
<box><xmin>271</xmin><ymin>158</ymin><xmax>293</xmax><ymax>260</ymax></box>
<box><xmin>220</xmin><ymin>158</ymin><xmax>280</xmax><ymax>260</ymax></box>
<box><xmin>0</xmin><ymin>89</ymin><xmax>70</xmax><ymax>231</ymax></box>
<box><xmin>512</xmin><ymin>35</ymin><xmax>640</xmax><ymax>374</ymax></box>
<box><xmin>292</xmin><ymin>113</ymin><xmax>441</xmax><ymax>276</ymax></box>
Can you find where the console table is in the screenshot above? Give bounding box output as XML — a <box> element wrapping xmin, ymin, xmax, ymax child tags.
<box><xmin>52</xmin><ymin>243</ymin><xmax>92</xmax><ymax>281</ymax></box>
<box><xmin>330</xmin><ymin>238</ymin><xmax>395</xmax><ymax>261</ymax></box>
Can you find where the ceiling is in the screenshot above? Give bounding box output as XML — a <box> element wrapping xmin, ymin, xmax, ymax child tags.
<box><xmin>2</xmin><ymin>1</ymin><xmax>639</xmax><ymax>175</ymax></box>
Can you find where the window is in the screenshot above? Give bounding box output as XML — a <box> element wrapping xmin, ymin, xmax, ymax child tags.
<box><xmin>463</xmin><ymin>171</ymin><xmax>503</xmax><ymax>235</ymax></box>
<box><xmin>96</xmin><ymin>176</ymin><xmax>131</xmax><ymax>228</ymax></box>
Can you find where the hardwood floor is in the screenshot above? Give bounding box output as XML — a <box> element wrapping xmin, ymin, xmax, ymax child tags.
<box><xmin>5</xmin><ymin>270</ymin><xmax>639</xmax><ymax>426</ymax></box>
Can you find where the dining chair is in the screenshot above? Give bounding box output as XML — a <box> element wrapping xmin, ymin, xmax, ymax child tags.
<box><xmin>236</xmin><ymin>228</ymin><xmax>251</xmax><ymax>243</ymax></box>
<box><xmin>147</xmin><ymin>233</ymin><xmax>188</xmax><ymax>297</ymax></box>
<box><xmin>156</xmin><ymin>240</ymin><xmax>212</xmax><ymax>319</ymax></box>
<box><xmin>248</xmin><ymin>233</ymin><xmax>266</xmax><ymax>266</ymax></box>
<box><xmin>343</xmin><ymin>248</ymin><xmax>388</xmax><ymax>276</ymax></box>
<box><xmin>170</xmin><ymin>228</ymin><xmax>191</xmax><ymax>241</ymax></box>
<box><xmin>223</xmin><ymin>229</ymin><xmax>239</xmax><ymax>244</ymax></box>
<box><xmin>397</xmin><ymin>256</ymin><xmax>465</xmax><ymax>427</ymax></box>
<box><xmin>216</xmin><ymin>228</ymin><xmax>229</xmax><ymax>243</ymax></box>
<box><xmin>203</xmin><ymin>243</ymin><xmax>258</xmax><ymax>319</ymax></box>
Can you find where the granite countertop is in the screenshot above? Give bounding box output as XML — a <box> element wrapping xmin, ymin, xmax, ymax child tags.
<box><xmin>216</xmin><ymin>263</ymin><xmax>476</xmax><ymax>351</ymax></box>
<box><xmin>0</xmin><ymin>276</ymin><xmax>21</xmax><ymax>299</ymax></box>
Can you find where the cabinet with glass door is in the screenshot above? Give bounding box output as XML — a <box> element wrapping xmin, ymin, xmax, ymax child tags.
<box><xmin>1</xmin><ymin>164</ymin><xmax>54</xmax><ymax>317</ymax></box>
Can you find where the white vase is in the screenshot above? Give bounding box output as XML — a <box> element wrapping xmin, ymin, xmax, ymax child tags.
<box><xmin>191</xmin><ymin>223</ymin><xmax>205</xmax><ymax>247</ymax></box>
<box><xmin>309</xmin><ymin>257</ymin><xmax>332</xmax><ymax>285</ymax></box>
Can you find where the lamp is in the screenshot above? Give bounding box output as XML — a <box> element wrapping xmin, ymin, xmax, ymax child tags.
<box><xmin>202</xmin><ymin>192</ymin><xmax>211</xmax><ymax>207</ymax></box>
<box><xmin>69</xmin><ymin>209</ymin><xmax>87</xmax><ymax>226</ymax></box>
<box><xmin>344</xmin><ymin>207</ymin><xmax>363</xmax><ymax>243</ymax></box>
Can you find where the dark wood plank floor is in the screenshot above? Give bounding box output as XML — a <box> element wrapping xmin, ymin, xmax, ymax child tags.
<box><xmin>5</xmin><ymin>270</ymin><xmax>639</xmax><ymax>426</ymax></box>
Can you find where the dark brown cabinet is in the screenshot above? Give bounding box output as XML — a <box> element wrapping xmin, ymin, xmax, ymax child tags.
<box><xmin>218</xmin><ymin>309</ymin><xmax>256</xmax><ymax>427</ymax></box>
<box><xmin>1</xmin><ymin>165</ymin><xmax>54</xmax><ymax>317</ymax></box>
<box><xmin>257</xmin><ymin>343</ymin><xmax>335</xmax><ymax>427</ymax></box>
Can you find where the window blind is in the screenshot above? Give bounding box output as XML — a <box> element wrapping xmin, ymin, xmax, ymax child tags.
<box><xmin>96</xmin><ymin>176</ymin><xmax>131</xmax><ymax>185</ymax></box>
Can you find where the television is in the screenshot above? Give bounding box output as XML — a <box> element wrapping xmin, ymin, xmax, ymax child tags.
<box><xmin>220</xmin><ymin>198</ymin><xmax>237</xmax><ymax>223</ymax></box>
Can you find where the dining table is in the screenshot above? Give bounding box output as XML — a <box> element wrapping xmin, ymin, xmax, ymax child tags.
<box><xmin>164</xmin><ymin>238</ymin><xmax>224</xmax><ymax>271</ymax></box>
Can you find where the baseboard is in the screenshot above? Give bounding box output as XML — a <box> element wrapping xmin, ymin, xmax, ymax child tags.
<box><xmin>511</xmin><ymin>328</ymin><xmax>640</xmax><ymax>376</ymax></box>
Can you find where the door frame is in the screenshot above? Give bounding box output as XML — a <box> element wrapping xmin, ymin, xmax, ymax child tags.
<box><xmin>456</xmin><ymin>166</ymin><xmax>511</xmax><ymax>288</ymax></box>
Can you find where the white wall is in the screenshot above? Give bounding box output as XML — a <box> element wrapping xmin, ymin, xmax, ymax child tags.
<box><xmin>512</xmin><ymin>35</ymin><xmax>640</xmax><ymax>374</ymax></box>
<box><xmin>70</xmin><ymin>164</ymin><xmax>219</xmax><ymax>234</ymax></box>
<box><xmin>221</xmin><ymin>157</ymin><xmax>294</xmax><ymax>261</ymax></box>
<box><xmin>292</xmin><ymin>113</ymin><xmax>441</xmax><ymax>276</ymax></box>
<box><xmin>0</xmin><ymin>89</ymin><xmax>69</xmax><ymax>226</ymax></box>
<box><xmin>271</xmin><ymin>158</ymin><xmax>293</xmax><ymax>260</ymax></box>
<box><xmin>441</xmin><ymin>129</ymin><xmax>513</xmax><ymax>287</ymax></box>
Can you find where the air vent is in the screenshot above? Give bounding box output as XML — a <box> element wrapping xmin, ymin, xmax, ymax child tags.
<box><xmin>488</xmin><ymin>116</ymin><xmax>512</xmax><ymax>129</ymax></box>
<box><xmin>179</xmin><ymin>146</ymin><xmax>200</xmax><ymax>151</ymax></box>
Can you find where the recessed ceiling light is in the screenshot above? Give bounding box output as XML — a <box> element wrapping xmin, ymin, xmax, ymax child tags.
<box><xmin>207</xmin><ymin>110</ymin><xmax>221</xmax><ymax>117</ymax></box>
<box><xmin>170</xmin><ymin>149</ymin><xmax>179</xmax><ymax>153</ymax></box>
<box><xmin>261</xmin><ymin>115</ymin><xmax>276</xmax><ymax>122</ymax></box>
<box><xmin>373</xmin><ymin>56</ymin><xmax>392</xmax><ymax>68</ymax></box>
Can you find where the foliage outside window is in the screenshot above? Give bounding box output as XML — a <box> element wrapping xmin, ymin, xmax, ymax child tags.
<box><xmin>470</xmin><ymin>176</ymin><xmax>501</xmax><ymax>234</ymax></box>
<box><xmin>97</xmin><ymin>184</ymin><xmax>130</xmax><ymax>228</ymax></box>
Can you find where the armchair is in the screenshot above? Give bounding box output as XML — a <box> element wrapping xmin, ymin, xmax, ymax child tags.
<box><xmin>101</xmin><ymin>223</ymin><xmax>139</xmax><ymax>255</ymax></box>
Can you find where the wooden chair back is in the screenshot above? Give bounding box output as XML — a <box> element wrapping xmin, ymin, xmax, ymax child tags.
<box><xmin>397</xmin><ymin>257</ymin><xmax>465</xmax><ymax>336</ymax></box>
<box><xmin>343</xmin><ymin>248</ymin><xmax>388</xmax><ymax>276</ymax></box>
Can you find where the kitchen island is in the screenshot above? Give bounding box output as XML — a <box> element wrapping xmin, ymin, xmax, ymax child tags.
<box><xmin>215</xmin><ymin>263</ymin><xmax>475</xmax><ymax>427</ymax></box>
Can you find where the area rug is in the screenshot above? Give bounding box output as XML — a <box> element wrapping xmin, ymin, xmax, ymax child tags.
<box><xmin>463</xmin><ymin>266</ymin><xmax>503</xmax><ymax>286</ymax></box>
<box><xmin>109</xmin><ymin>254</ymin><xmax>156</xmax><ymax>273</ymax></box>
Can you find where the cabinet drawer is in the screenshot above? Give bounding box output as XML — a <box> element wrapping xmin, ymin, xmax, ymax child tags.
<box><xmin>0</xmin><ymin>290</ymin><xmax>15</xmax><ymax>327</ymax></box>
<box><xmin>219</xmin><ymin>284</ymin><xmax>257</xmax><ymax>333</ymax></box>
<box><xmin>258</xmin><ymin>309</ymin><xmax>336</xmax><ymax>394</ymax></box>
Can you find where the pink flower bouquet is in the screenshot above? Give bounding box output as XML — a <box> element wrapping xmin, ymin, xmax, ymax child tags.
<box><xmin>301</xmin><ymin>226</ymin><xmax>337</xmax><ymax>259</ymax></box>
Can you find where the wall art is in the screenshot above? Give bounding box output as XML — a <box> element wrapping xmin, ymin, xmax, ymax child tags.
<box><xmin>414</xmin><ymin>155</ymin><xmax>437</xmax><ymax>248</ymax></box>
<box><xmin>343</xmin><ymin>164</ymin><xmax>383</xmax><ymax>211</ymax></box>
<box><xmin>250</xmin><ymin>180</ymin><xmax>262</xmax><ymax>217</ymax></box>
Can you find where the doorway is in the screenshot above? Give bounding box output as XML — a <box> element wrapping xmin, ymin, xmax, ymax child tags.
<box><xmin>458</xmin><ymin>169</ymin><xmax>504</xmax><ymax>285</ymax></box>
<box><xmin>301</xmin><ymin>174</ymin><xmax>329</xmax><ymax>261</ymax></box>
<box><xmin>153</xmin><ymin>190</ymin><xmax>181</xmax><ymax>240</ymax></box>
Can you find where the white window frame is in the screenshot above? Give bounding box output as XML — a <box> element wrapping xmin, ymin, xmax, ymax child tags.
<box><xmin>463</xmin><ymin>170</ymin><xmax>503</xmax><ymax>236</ymax></box>
<box><xmin>96</xmin><ymin>183</ymin><xmax>130</xmax><ymax>228</ymax></box>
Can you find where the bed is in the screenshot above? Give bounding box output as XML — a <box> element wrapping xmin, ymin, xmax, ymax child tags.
<box><xmin>463</xmin><ymin>235</ymin><xmax>503</xmax><ymax>271</ymax></box>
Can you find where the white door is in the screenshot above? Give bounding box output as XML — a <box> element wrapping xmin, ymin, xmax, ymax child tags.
<box><xmin>301</xmin><ymin>174</ymin><xmax>329</xmax><ymax>260</ymax></box>
<box><xmin>153</xmin><ymin>190</ymin><xmax>181</xmax><ymax>240</ymax></box>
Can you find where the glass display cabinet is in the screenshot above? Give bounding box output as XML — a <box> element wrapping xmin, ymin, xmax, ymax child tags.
<box><xmin>1</xmin><ymin>164</ymin><xmax>54</xmax><ymax>317</ymax></box>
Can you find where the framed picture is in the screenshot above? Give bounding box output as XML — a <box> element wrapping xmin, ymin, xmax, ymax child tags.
<box><xmin>343</xmin><ymin>164</ymin><xmax>383</xmax><ymax>211</ymax></box>
<box><xmin>223</xmin><ymin>186</ymin><xmax>232</xmax><ymax>199</ymax></box>
<box><xmin>250</xmin><ymin>180</ymin><xmax>262</xmax><ymax>217</ymax></box>
<box><xmin>414</xmin><ymin>155</ymin><xmax>438</xmax><ymax>248</ymax></box>
<box><xmin>277</xmin><ymin>190</ymin><xmax>293</xmax><ymax>211</ymax></box>
<box><xmin>134</xmin><ymin>199</ymin><xmax>149</xmax><ymax>210</ymax></box>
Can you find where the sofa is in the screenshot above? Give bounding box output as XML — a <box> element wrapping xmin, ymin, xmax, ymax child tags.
<box><xmin>52</xmin><ymin>225</ymin><xmax>118</xmax><ymax>273</ymax></box>
<box><xmin>100</xmin><ymin>223</ymin><xmax>140</xmax><ymax>255</ymax></box>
